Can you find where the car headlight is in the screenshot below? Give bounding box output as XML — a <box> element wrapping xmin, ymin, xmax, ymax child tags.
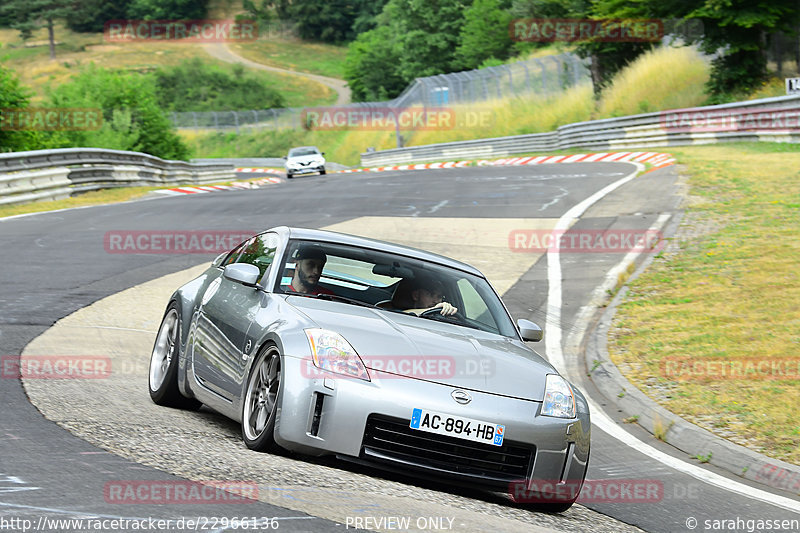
<box><xmin>541</xmin><ymin>374</ymin><xmax>576</xmax><ymax>418</ymax></box>
<box><xmin>305</xmin><ymin>328</ymin><xmax>369</xmax><ymax>380</ymax></box>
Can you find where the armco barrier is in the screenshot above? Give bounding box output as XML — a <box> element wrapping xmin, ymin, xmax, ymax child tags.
<box><xmin>0</xmin><ymin>148</ymin><xmax>234</xmax><ymax>206</ymax></box>
<box><xmin>361</xmin><ymin>94</ymin><xmax>800</xmax><ymax>166</ymax></box>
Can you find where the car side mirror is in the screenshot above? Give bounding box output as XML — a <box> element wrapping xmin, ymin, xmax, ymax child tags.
<box><xmin>223</xmin><ymin>263</ymin><xmax>261</xmax><ymax>288</ymax></box>
<box><xmin>321</xmin><ymin>152</ymin><xmax>325</xmax><ymax>155</ymax></box>
<box><xmin>517</xmin><ymin>319</ymin><xmax>543</xmax><ymax>342</ymax></box>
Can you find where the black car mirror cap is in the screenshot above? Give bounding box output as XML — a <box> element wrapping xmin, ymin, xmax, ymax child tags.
<box><xmin>517</xmin><ymin>319</ymin><xmax>543</xmax><ymax>342</ymax></box>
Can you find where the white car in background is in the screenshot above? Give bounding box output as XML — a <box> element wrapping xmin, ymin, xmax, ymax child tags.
<box><xmin>284</xmin><ymin>146</ymin><xmax>326</xmax><ymax>178</ymax></box>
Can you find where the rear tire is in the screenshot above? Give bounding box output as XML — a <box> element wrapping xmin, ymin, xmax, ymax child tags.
<box><xmin>319</xmin><ymin>168</ymin><xmax>326</xmax><ymax>175</ymax></box>
<box><xmin>242</xmin><ymin>346</ymin><xmax>283</xmax><ymax>452</ymax></box>
<box><xmin>148</xmin><ymin>302</ymin><xmax>201</xmax><ymax>410</ymax></box>
<box><xmin>286</xmin><ymin>172</ymin><xmax>293</xmax><ymax>179</ymax></box>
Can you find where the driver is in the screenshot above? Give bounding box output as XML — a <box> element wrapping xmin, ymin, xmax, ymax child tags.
<box><xmin>286</xmin><ymin>245</ymin><xmax>334</xmax><ymax>295</ymax></box>
<box><xmin>391</xmin><ymin>275</ymin><xmax>457</xmax><ymax>316</ymax></box>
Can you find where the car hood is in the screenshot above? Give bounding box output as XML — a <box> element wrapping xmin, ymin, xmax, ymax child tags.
<box><xmin>286</xmin><ymin>296</ymin><xmax>554</xmax><ymax>401</ymax></box>
<box><xmin>287</xmin><ymin>155</ymin><xmax>324</xmax><ymax>164</ymax></box>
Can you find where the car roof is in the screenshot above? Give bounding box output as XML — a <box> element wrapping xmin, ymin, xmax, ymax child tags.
<box><xmin>288</xmin><ymin>146</ymin><xmax>320</xmax><ymax>153</ymax></box>
<box><xmin>267</xmin><ymin>226</ymin><xmax>484</xmax><ymax>277</ymax></box>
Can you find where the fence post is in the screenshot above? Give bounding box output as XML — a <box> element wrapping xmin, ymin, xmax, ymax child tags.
<box><xmin>548</xmin><ymin>55</ymin><xmax>564</xmax><ymax>88</ymax></box>
<box><xmin>533</xmin><ymin>58</ymin><xmax>547</xmax><ymax>93</ymax></box>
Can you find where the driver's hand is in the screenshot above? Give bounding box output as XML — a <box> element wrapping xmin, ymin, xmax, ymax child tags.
<box><xmin>433</xmin><ymin>302</ymin><xmax>458</xmax><ymax>316</ymax></box>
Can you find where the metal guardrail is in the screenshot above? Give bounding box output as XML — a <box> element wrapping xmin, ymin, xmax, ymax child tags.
<box><xmin>0</xmin><ymin>148</ymin><xmax>234</xmax><ymax>206</ymax></box>
<box><xmin>361</xmin><ymin>94</ymin><xmax>800</xmax><ymax>166</ymax></box>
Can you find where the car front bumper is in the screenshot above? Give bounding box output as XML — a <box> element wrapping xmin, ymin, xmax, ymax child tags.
<box><xmin>275</xmin><ymin>355</ymin><xmax>590</xmax><ymax>491</ymax></box>
<box><xmin>286</xmin><ymin>164</ymin><xmax>324</xmax><ymax>174</ymax></box>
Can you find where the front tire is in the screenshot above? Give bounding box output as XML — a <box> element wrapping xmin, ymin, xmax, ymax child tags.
<box><xmin>319</xmin><ymin>168</ymin><xmax>326</xmax><ymax>175</ymax></box>
<box><xmin>242</xmin><ymin>346</ymin><xmax>283</xmax><ymax>452</ymax></box>
<box><xmin>286</xmin><ymin>172</ymin><xmax>293</xmax><ymax>179</ymax></box>
<box><xmin>148</xmin><ymin>302</ymin><xmax>201</xmax><ymax>410</ymax></box>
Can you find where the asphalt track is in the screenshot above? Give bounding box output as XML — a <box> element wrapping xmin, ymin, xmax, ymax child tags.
<box><xmin>1</xmin><ymin>164</ymin><xmax>798</xmax><ymax>532</ymax></box>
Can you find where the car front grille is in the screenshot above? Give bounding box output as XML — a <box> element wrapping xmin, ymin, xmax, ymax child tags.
<box><xmin>361</xmin><ymin>415</ymin><xmax>534</xmax><ymax>486</ymax></box>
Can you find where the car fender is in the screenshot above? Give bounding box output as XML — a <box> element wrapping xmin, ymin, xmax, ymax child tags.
<box><xmin>171</xmin><ymin>269</ymin><xmax>220</xmax><ymax>398</ymax></box>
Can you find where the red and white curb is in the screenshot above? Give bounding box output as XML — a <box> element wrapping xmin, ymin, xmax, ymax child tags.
<box><xmin>336</xmin><ymin>160</ymin><xmax>472</xmax><ymax>173</ymax></box>
<box><xmin>476</xmin><ymin>151</ymin><xmax>676</xmax><ymax>171</ymax></box>
<box><xmin>335</xmin><ymin>152</ymin><xmax>676</xmax><ymax>174</ymax></box>
<box><xmin>155</xmin><ymin>177</ymin><xmax>282</xmax><ymax>196</ymax></box>
<box><xmin>158</xmin><ymin>153</ymin><xmax>675</xmax><ymax>195</ymax></box>
<box><xmin>234</xmin><ymin>167</ymin><xmax>286</xmax><ymax>175</ymax></box>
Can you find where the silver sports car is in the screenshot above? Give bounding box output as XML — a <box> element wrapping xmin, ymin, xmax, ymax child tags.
<box><xmin>149</xmin><ymin>226</ymin><xmax>590</xmax><ymax>510</ymax></box>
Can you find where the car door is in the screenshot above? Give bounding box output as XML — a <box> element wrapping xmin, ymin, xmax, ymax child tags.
<box><xmin>192</xmin><ymin>232</ymin><xmax>279</xmax><ymax>400</ymax></box>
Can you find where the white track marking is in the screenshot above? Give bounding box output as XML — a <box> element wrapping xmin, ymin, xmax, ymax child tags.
<box><xmin>545</xmin><ymin>163</ymin><xmax>800</xmax><ymax>513</ymax></box>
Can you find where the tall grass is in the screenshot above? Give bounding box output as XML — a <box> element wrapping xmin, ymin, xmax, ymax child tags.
<box><xmin>598</xmin><ymin>46</ymin><xmax>709</xmax><ymax>116</ymax></box>
<box><xmin>185</xmin><ymin>45</ymin><xmax>715</xmax><ymax>164</ymax></box>
<box><xmin>409</xmin><ymin>84</ymin><xmax>595</xmax><ymax>146</ymax></box>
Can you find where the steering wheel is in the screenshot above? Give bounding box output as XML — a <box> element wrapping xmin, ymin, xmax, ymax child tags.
<box><xmin>420</xmin><ymin>308</ymin><xmax>464</xmax><ymax>323</ymax></box>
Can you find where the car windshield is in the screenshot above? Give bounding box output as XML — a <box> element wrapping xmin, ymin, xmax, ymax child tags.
<box><xmin>275</xmin><ymin>239</ymin><xmax>518</xmax><ymax>338</ymax></box>
<box><xmin>288</xmin><ymin>147</ymin><xmax>319</xmax><ymax>157</ymax></box>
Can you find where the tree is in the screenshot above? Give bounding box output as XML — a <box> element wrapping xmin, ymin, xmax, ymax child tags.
<box><xmin>344</xmin><ymin>25</ymin><xmax>406</xmax><ymax>101</ymax></box>
<box><xmin>0</xmin><ymin>66</ymin><xmax>39</xmax><ymax>152</ymax></box>
<box><xmin>581</xmin><ymin>0</ymin><xmax>800</xmax><ymax>98</ymax></box>
<box><xmin>455</xmin><ymin>0</ymin><xmax>514</xmax><ymax>70</ymax></box>
<box><xmin>126</xmin><ymin>0</ymin><xmax>209</xmax><ymax>20</ymax></box>
<box><xmin>47</xmin><ymin>65</ymin><xmax>190</xmax><ymax>160</ymax></box>
<box><xmin>0</xmin><ymin>0</ymin><xmax>72</xmax><ymax>59</ymax></box>
<box><xmin>153</xmin><ymin>59</ymin><xmax>286</xmax><ymax>112</ymax></box>
<box><xmin>382</xmin><ymin>0</ymin><xmax>469</xmax><ymax>80</ymax></box>
<box><xmin>685</xmin><ymin>0</ymin><xmax>798</xmax><ymax>98</ymax></box>
<box><xmin>65</xmin><ymin>0</ymin><xmax>131</xmax><ymax>33</ymax></box>
<box><xmin>572</xmin><ymin>0</ymin><xmax>655</xmax><ymax>95</ymax></box>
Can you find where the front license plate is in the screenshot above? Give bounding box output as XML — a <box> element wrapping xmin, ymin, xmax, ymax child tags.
<box><xmin>409</xmin><ymin>408</ymin><xmax>505</xmax><ymax>446</ymax></box>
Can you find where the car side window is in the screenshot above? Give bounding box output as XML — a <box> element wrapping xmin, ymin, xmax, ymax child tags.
<box><xmin>234</xmin><ymin>233</ymin><xmax>279</xmax><ymax>280</ymax></box>
<box><xmin>222</xmin><ymin>237</ymin><xmax>257</xmax><ymax>267</ymax></box>
<box><xmin>456</xmin><ymin>278</ymin><xmax>499</xmax><ymax>333</ymax></box>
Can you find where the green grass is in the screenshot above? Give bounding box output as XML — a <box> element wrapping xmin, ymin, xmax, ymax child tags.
<box><xmin>608</xmin><ymin>143</ymin><xmax>800</xmax><ymax>465</ymax></box>
<box><xmin>183</xmin><ymin>43</ymin><xmax>712</xmax><ymax>163</ymax></box>
<box><xmin>0</xmin><ymin>187</ymin><xmax>157</xmax><ymax>218</ymax></box>
<box><xmin>0</xmin><ymin>176</ymin><xmax>268</xmax><ymax>219</ymax></box>
<box><xmin>0</xmin><ymin>24</ymin><xmax>337</xmax><ymax>108</ymax></box>
<box><xmin>231</xmin><ymin>39</ymin><xmax>348</xmax><ymax>79</ymax></box>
